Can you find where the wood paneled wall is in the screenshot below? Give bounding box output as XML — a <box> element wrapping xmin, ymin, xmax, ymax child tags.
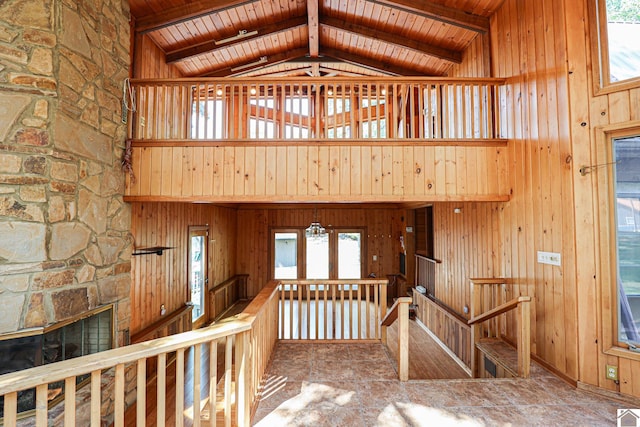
<box><xmin>133</xmin><ymin>33</ymin><xmax>183</xmax><ymax>79</ymax></box>
<box><xmin>437</xmin><ymin>0</ymin><xmax>640</xmax><ymax>399</ymax></box>
<box><xmin>125</xmin><ymin>144</ymin><xmax>509</xmax><ymax>203</ymax></box>
<box><xmin>235</xmin><ymin>207</ymin><xmax>408</xmax><ymax>297</ymax></box>
<box><xmin>129</xmin><ymin>203</ymin><xmax>237</xmax><ymax>334</ymax></box>
<box><xmin>431</xmin><ymin>202</ymin><xmax>503</xmax><ymax>318</ymax></box>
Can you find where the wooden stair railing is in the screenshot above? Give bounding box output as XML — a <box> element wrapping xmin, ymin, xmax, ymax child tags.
<box><xmin>468</xmin><ymin>296</ymin><xmax>531</xmax><ymax>378</ymax></box>
<box><xmin>381</xmin><ymin>297</ymin><xmax>412</xmax><ymax>381</ymax></box>
<box><xmin>0</xmin><ymin>281</ymin><xmax>281</xmax><ymax>427</ymax></box>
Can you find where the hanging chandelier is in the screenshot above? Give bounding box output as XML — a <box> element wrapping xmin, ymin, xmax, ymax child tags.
<box><xmin>305</xmin><ymin>207</ymin><xmax>326</xmax><ymax>239</ymax></box>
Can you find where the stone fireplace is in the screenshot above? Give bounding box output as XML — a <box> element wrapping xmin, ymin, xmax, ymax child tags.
<box><xmin>0</xmin><ymin>305</ymin><xmax>114</xmax><ymax>419</ymax></box>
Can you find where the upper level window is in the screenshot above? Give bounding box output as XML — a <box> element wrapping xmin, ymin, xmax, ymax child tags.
<box><xmin>613</xmin><ymin>135</ymin><xmax>640</xmax><ymax>347</ymax></box>
<box><xmin>591</xmin><ymin>0</ymin><xmax>640</xmax><ymax>92</ymax></box>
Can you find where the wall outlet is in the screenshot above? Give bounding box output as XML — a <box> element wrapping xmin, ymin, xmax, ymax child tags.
<box><xmin>537</xmin><ymin>251</ymin><xmax>561</xmax><ymax>266</ymax></box>
<box><xmin>605</xmin><ymin>364</ymin><xmax>618</xmax><ymax>381</ymax></box>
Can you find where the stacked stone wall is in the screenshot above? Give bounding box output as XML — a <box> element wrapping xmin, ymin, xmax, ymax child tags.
<box><xmin>0</xmin><ymin>0</ymin><xmax>132</xmax><ymax>347</ymax></box>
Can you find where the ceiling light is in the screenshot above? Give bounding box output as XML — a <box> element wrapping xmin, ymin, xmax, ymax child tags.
<box><xmin>215</xmin><ymin>29</ymin><xmax>258</xmax><ymax>45</ymax></box>
<box><xmin>250</xmin><ymin>87</ymin><xmax>257</xmax><ymax>95</ymax></box>
<box><xmin>305</xmin><ymin>207</ymin><xmax>326</xmax><ymax>239</ymax></box>
<box><xmin>216</xmin><ymin>88</ymin><xmax>223</xmax><ymax>96</ymax></box>
<box><xmin>231</xmin><ymin>56</ymin><xmax>268</xmax><ymax>72</ymax></box>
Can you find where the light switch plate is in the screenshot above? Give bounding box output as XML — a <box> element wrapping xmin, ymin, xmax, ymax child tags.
<box><xmin>537</xmin><ymin>251</ymin><xmax>561</xmax><ymax>266</ymax></box>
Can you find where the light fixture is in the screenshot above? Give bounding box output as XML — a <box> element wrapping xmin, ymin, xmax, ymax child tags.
<box><xmin>216</xmin><ymin>88</ymin><xmax>223</xmax><ymax>96</ymax></box>
<box><xmin>305</xmin><ymin>207</ymin><xmax>326</xmax><ymax>239</ymax></box>
<box><xmin>453</xmin><ymin>207</ymin><xmax>462</xmax><ymax>214</ymax></box>
<box><xmin>230</xmin><ymin>56</ymin><xmax>268</xmax><ymax>72</ymax></box>
<box><xmin>215</xmin><ymin>29</ymin><xmax>258</xmax><ymax>45</ymax></box>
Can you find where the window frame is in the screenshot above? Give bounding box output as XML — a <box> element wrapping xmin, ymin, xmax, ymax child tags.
<box><xmin>588</xmin><ymin>0</ymin><xmax>640</xmax><ymax>95</ymax></box>
<box><xmin>270</xmin><ymin>227</ymin><xmax>366</xmax><ymax>281</ymax></box>
<box><xmin>596</xmin><ymin>121</ymin><xmax>640</xmax><ymax>361</ymax></box>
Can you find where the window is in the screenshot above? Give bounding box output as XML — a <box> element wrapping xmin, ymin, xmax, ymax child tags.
<box><xmin>272</xmin><ymin>228</ymin><xmax>364</xmax><ymax>280</ymax></box>
<box><xmin>274</xmin><ymin>232</ymin><xmax>299</xmax><ymax>279</ymax></box>
<box><xmin>189</xmin><ymin>227</ymin><xmax>208</xmax><ymax>324</ymax></box>
<box><xmin>613</xmin><ymin>135</ymin><xmax>640</xmax><ymax>346</ymax></box>
<box><xmin>191</xmin><ymin>99</ymin><xmax>225</xmax><ymax>139</ymax></box>
<box><xmin>590</xmin><ymin>0</ymin><xmax>640</xmax><ymax>91</ymax></box>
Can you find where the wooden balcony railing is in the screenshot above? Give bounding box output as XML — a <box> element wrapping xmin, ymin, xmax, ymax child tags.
<box><xmin>128</xmin><ymin>77</ymin><xmax>506</xmax><ymax>144</ymax></box>
<box><xmin>277</xmin><ymin>279</ymin><xmax>388</xmax><ymax>340</ymax></box>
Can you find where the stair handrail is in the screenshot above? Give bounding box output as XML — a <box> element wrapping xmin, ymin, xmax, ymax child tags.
<box><xmin>468</xmin><ymin>295</ymin><xmax>531</xmax><ymax>378</ymax></box>
<box><xmin>380</xmin><ymin>296</ymin><xmax>412</xmax><ymax>381</ymax></box>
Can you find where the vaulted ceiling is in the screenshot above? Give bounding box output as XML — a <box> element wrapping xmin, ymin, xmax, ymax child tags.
<box><xmin>128</xmin><ymin>0</ymin><xmax>505</xmax><ymax>77</ymax></box>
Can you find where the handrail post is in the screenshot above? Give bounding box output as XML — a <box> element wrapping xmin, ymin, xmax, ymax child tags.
<box><xmin>398</xmin><ymin>300</ymin><xmax>409</xmax><ymax>381</ymax></box>
<box><xmin>380</xmin><ymin>282</ymin><xmax>388</xmax><ymax>343</ymax></box>
<box><xmin>517</xmin><ymin>298</ymin><xmax>531</xmax><ymax>378</ymax></box>
<box><xmin>235</xmin><ymin>329</ymin><xmax>251</xmax><ymax>427</ymax></box>
<box><xmin>470</xmin><ymin>280</ymin><xmax>482</xmax><ymax>378</ymax></box>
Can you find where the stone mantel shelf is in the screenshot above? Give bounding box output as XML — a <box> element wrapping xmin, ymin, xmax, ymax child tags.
<box><xmin>132</xmin><ymin>246</ymin><xmax>174</xmax><ymax>256</ymax></box>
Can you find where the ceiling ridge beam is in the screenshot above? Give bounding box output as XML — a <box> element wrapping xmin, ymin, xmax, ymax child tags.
<box><xmin>166</xmin><ymin>15</ymin><xmax>308</xmax><ymax>63</ymax></box>
<box><xmin>135</xmin><ymin>0</ymin><xmax>258</xmax><ymax>34</ymax></box>
<box><xmin>367</xmin><ymin>0</ymin><xmax>489</xmax><ymax>33</ymax></box>
<box><xmin>320</xmin><ymin>47</ymin><xmax>423</xmax><ymax>76</ymax></box>
<box><xmin>201</xmin><ymin>47</ymin><xmax>310</xmax><ymax>77</ymax></box>
<box><xmin>320</xmin><ymin>15</ymin><xmax>462</xmax><ymax>64</ymax></box>
<box><xmin>307</xmin><ymin>0</ymin><xmax>320</xmax><ymax>57</ymax></box>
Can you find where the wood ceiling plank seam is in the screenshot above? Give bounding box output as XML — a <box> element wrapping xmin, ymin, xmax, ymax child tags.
<box><xmin>165</xmin><ymin>15</ymin><xmax>308</xmax><ymax>63</ymax></box>
<box><xmin>366</xmin><ymin>0</ymin><xmax>489</xmax><ymax>33</ymax></box>
<box><xmin>240</xmin><ymin>3</ymin><xmax>258</xmax><ymax>22</ymax></box>
<box><xmin>320</xmin><ymin>16</ymin><xmax>462</xmax><ymax>63</ymax></box>
<box><xmin>135</xmin><ymin>0</ymin><xmax>261</xmax><ymax>33</ymax></box>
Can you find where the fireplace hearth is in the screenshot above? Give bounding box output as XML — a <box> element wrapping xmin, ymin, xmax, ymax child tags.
<box><xmin>0</xmin><ymin>304</ymin><xmax>114</xmax><ymax>419</ymax></box>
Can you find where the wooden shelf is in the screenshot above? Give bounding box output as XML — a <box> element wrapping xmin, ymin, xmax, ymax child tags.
<box><xmin>132</xmin><ymin>246</ymin><xmax>174</xmax><ymax>256</ymax></box>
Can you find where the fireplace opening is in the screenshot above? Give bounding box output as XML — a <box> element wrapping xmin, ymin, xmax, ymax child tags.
<box><xmin>0</xmin><ymin>304</ymin><xmax>114</xmax><ymax>420</ymax></box>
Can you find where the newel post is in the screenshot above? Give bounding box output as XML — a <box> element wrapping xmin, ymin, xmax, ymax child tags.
<box><xmin>470</xmin><ymin>280</ymin><xmax>483</xmax><ymax>378</ymax></box>
<box><xmin>235</xmin><ymin>330</ymin><xmax>251</xmax><ymax>426</ymax></box>
<box><xmin>398</xmin><ymin>299</ymin><xmax>410</xmax><ymax>381</ymax></box>
<box><xmin>380</xmin><ymin>282</ymin><xmax>388</xmax><ymax>343</ymax></box>
<box><xmin>517</xmin><ymin>297</ymin><xmax>531</xmax><ymax>378</ymax></box>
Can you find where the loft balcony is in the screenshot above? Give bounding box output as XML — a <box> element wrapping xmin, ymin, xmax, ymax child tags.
<box><xmin>124</xmin><ymin>77</ymin><xmax>510</xmax><ymax>203</ymax></box>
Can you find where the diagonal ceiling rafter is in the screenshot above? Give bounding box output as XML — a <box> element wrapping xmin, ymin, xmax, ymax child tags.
<box><xmin>320</xmin><ymin>48</ymin><xmax>425</xmax><ymax>76</ymax></box>
<box><xmin>201</xmin><ymin>47</ymin><xmax>310</xmax><ymax>77</ymax></box>
<box><xmin>367</xmin><ymin>0</ymin><xmax>489</xmax><ymax>33</ymax></box>
<box><xmin>135</xmin><ymin>0</ymin><xmax>259</xmax><ymax>34</ymax></box>
<box><xmin>320</xmin><ymin>16</ymin><xmax>462</xmax><ymax>64</ymax></box>
<box><xmin>166</xmin><ymin>15</ymin><xmax>308</xmax><ymax>63</ymax></box>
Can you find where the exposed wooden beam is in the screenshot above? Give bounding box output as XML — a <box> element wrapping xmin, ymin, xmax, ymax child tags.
<box><xmin>320</xmin><ymin>48</ymin><xmax>425</xmax><ymax>76</ymax></box>
<box><xmin>307</xmin><ymin>0</ymin><xmax>320</xmax><ymax>57</ymax></box>
<box><xmin>166</xmin><ymin>16</ymin><xmax>307</xmax><ymax>63</ymax></box>
<box><xmin>135</xmin><ymin>0</ymin><xmax>258</xmax><ymax>34</ymax></box>
<box><xmin>201</xmin><ymin>47</ymin><xmax>309</xmax><ymax>77</ymax></box>
<box><xmin>320</xmin><ymin>16</ymin><xmax>462</xmax><ymax>64</ymax></box>
<box><xmin>368</xmin><ymin>0</ymin><xmax>489</xmax><ymax>33</ymax></box>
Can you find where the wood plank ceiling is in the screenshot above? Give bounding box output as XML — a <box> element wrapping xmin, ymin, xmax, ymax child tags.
<box><xmin>129</xmin><ymin>0</ymin><xmax>505</xmax><ymax>78</ymax></box>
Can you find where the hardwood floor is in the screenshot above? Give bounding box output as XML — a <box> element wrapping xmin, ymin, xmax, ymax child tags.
<box><xmin>385</xmin><ymin>319</ymin><xmax>470</xmax><ymax>380</ymax></box>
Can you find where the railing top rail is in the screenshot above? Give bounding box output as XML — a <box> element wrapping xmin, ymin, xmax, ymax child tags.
<box><xmin>415</xmin><ymin>254</ymin><xmax>442</xmax><ymax>264</ymax></box>
<box><xmin>381</xmin><ymin>297</ymin><xmax>412</xmax><ymax>327</ymax></box>
<box><xmin>0</xmin><ymin>319</ymin><xmax>251</xmax><ymax>394</ymax></box>
<box><xmin>0</xmin><ymin>281</ymin><xmax>280</xmax><ymax>395</ymax></box>
<box><xmin>131</xmin><ymin>304</ymin><xmax>193</xmax><ymax>343</ymax></box>
<box><xmin>278</xmin><ymin>279</ymin><xmax>389</xmax><ymax>285</ymax></box>
<box><xmin>130</xmin><ymin>76</ymin><xmax>507</xmax><ymax>85</ymax></box>
<box><xmin>468</xmin><ymin>296</ymin><xmax>531</xmax><ymax>326</ymax></box>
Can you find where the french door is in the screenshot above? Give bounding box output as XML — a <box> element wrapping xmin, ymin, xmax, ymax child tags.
<box><xmin>273</xmin><ymin>229</ymin><xmax>364</xmax><ymax>280</ymax></box>
<box><xmin>188</xmin><ymin>226</ymin><xmax>208</xmax><ymax>327</ymax></box>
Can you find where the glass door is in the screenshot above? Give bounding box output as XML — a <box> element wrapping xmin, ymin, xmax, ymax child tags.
<box><xmin>189</xmin><ymin>227</ymin><xmax>208</xmax><ymax>325</ymax></box>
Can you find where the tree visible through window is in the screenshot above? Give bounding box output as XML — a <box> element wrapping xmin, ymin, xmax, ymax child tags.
<box><xmin>592</xmin><ymin>0</ymin><xmax>640</xmax><ymax>88</ymax></box>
